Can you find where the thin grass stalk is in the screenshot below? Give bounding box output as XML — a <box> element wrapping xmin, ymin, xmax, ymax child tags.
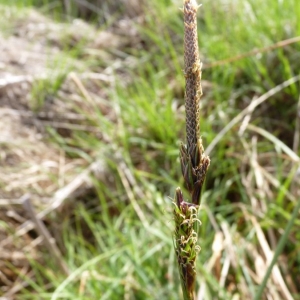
<box><xmin>254</xmin><ymin>191</ymin><xmax>300</xmax><ymax>300</ymax></box>
<box><xmin>173</xmin><ymin>1</ymin><xmax>210</xmax><ymax>299</ymax></box>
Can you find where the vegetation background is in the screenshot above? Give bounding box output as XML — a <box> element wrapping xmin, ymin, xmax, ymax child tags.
<box><xmin>0</xmin><ymin>0</ymin><xmax>299</xmax><ymax>299</ymax></box>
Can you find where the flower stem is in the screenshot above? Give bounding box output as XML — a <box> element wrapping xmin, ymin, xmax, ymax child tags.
<box><xmin>173</xmin><ymin>1</ymin><xmax>210</xmax><ymax>299</ymax></box>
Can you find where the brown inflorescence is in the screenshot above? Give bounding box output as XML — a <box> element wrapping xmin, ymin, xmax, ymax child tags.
<box><xmin>173</xmin><ymin>1</ymin><xmax>211</xmax><ymax>299</ymax></box>
<box><xmin>181</xmin><ymin>0</ymin><xmax>210</xmax><ymax>206</ymax></box>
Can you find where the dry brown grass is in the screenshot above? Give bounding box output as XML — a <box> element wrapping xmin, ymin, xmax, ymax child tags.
<box><xmin>0</xmin><ymin>6</ymin><xmax>116</xmax><ymax>296</ymax></box>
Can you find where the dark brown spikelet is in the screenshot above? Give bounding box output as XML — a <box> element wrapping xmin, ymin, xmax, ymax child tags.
<box><xmin>181</xmin><ymin>0</ymin><xmax>210</xmax><ymax>206</ymax></box>
<box><xmin>184</xmin><ymin>0</ymin><xmax>202</xmax><ymax>149</ymax></box>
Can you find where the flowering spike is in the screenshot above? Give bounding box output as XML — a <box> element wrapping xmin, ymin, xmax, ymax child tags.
<box><xmin>173</xmin><ymin>1</ymin><xmax>210</xmax><ymax>299</ymax></box>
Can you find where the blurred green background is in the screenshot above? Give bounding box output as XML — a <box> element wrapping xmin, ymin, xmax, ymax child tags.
<box><xmin>0</xmin><ymin>0</ymin><xmax>299</xmax><ymax>299</ymax></box>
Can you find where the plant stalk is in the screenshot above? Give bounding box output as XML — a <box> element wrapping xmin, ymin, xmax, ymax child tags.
<box><xmin>173</xmin><ymin>1</ymin><xmax>210</xmax><ymax>299</ymax></box>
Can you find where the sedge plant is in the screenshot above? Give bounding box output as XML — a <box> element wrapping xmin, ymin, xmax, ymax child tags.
<box><xmin>173</xmin><ymin>1</ymin><xmax>210</xmax><ymax>299</ymax></box>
